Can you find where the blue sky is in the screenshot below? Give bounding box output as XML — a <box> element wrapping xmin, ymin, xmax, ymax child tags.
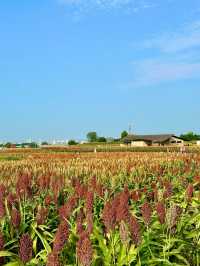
<box><xmin>0</xmin><ymin>0</ymin><xmax>200</xmax><ymax>141</ymax></box>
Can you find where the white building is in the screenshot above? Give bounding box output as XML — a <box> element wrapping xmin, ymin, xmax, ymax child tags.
<box><xmin>123</xmin><ymin>134</ymin><xmax>184</xmax><ymax>147</ymax></box>
<box><xmin>52</xmin><ymin>140</ymin><xmax>68</xmax><ymax>145</ymax></box>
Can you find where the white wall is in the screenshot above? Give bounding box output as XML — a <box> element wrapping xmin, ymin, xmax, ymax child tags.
<box><xmin>169</xmin><ymin>136</ymin><xmax>184</xmax><ymax>146</ymax></box>
<box><xmin>131</xmin><ymin>141</ymin><xmax>149</xmax><ymax>147</ymax></box>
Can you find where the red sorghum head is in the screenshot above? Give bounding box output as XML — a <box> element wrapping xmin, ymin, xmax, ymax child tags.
<box><xmin>37</xmin><ymin>174</ymin><xmax>50</xmax><ymax>190</ymax></box>
<box><xmin>46</xmin><ymin>252</ymin><xmax>61</xmax><ymax>266</ymax></box>
<box><xmin>116</xmin><ymin>188</ymin><xmax>130</xmax><ymax>223</ymax></box>
<box><xmin>76</xmin><ymin>208</ymin><xmax>85</xmax><ymax>235</ymax></box>
<box><xmin>131</xmin><ymin>190</ymin><xmax>140</xmax><ymax>202</ymax></box>
<box><xmin>7</xmin><ymin>192</ymin><xmax>18</xmax><ymax>210</ymax></box>
<box><xmin>141</xmin><ymin>202</ymin><xmax>152</xmax><ymax>225</ymax></box>
<box><xmin>51</xmin><ymin>176</ymin><xmax>64</xmax><ymax>204</ymax></box>
<box><xmin>102</xmin><ymin>195</ymin><xmax>119</xmax><ymax>233</ymax></box>
<box><xmin>16</xmin><ymin>173</ymin><xmax>32</xmax><ymax>199</ymax></box>
<box><xmin>186</xmin><ymin>184</ymin><xmax>193</xmax><ymax>201</ymax></box>
<box><xmin>77</xmin><ymin>232</ymin><xmax>93</xmax><ymax>266</ymax></box>
<box><xmin>90</xmin><ymin>176</ymin><xmax>104</xmax><ymax>197</ymax></box>
<box><xmin>142</xmin><ymin>187</ymin><xmax>147</xmax><ymax>194</ymax></box>
<box><xmin>74</xmin><ymin>180</ymin><xmax>88</xmax><ymax>199</ymax></box>
<box><xmin>151</xmin><ymin>182</ymin><xmax>157</xmax><ymax>189</ymax></box>
<box><xmin>95</xmin><ymin>183</ymin><xmax>105</xmax><ymax>197</ymax></box>
<box><xmin>156</xmin><ymin>202</ymin><xmax>166</xmax><ymax>224</ymax></box>
<box><xmin>163</xmin><ymin>181</ymin><xmax>173</xmax><ymax>199</ymax></box>
<box><xmin>53</xmin><ymin>222</ymin><xmax>69</xmax><ymax>253</ymax></box>
<box><xmin>194</xmin><ymin>175</ymin><xmax>200</xmax><ymax>184</ymax></box>
<box><xmin>0</xmin><ymin>184</ymin><xmax>6</xmax><ymax>200</ymax></box>
<box><xmin>90</xmin><ymin>176</ymin><xmax>97</xmax><ymax>191</ymax></box>
<box><xmin>19</xmin><ymin>233</ymin><xmax>33</xmax><ymax>263</ymax></box>
<box><xmin>11</xmin><ymin>208</ymin><xmax>21</xmax><ymax>229</ymax></box>
<box><xmin>86</xmin><ymin>213</ymin><xmax>93</xmax><ymax>235</ymax></box>
<box><xmin>59</xmin><ymin>195</ymin><xmax>78</xmax><ymax>221</ymax></box>
<box><xmin>128</xmin><ymin>215</ymin><xmax>141</xmax><ymax>246</ymax></box>
<box><xmin>0</xmin><ymin>232</ymin><xmax>4</xmax><ymax>250</ymax></box>
<box><xmin>85</xmin><ymin>190</ymin><xmax>94</xmax><ymax>234</ymax></box>
<box><xmin>102</xmin><ymin>201</ymin><xmax>116</xmax><ymax>232</ymax></box>
<box><xmin>153</xmin><ymin>187</ymin><xmax>158</xmax><ymax>202</ymax></box>
<box><xmin>0</xmin><ymin>232</ymin><xmax>4</xmax><ymax>265</ymax></box>
<box><xmin>0</xmin><ymin>200</ymin><xmax>5</xmax><ymax>219</ymax></box>
<box><xmin>44</xmin><ymin>194</ymin><xmax>52</xmax><ymax>206</ymax></box>
<box><xmin>86</xmin><ymin>191</ymin><xmax>94</xmax><ymax>214</ymax></box>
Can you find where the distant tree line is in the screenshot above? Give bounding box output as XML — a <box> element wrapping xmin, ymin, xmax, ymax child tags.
<box><xmin>2</xmin><ymin>131</ymin><xmax>199</xmax><ymax>148</ymax></box>
<box><xmin>68</xmin><ymin>140</ymin><xmax>78</xmax><ymax>145</ymax></box>
<box><xmin>85</xmin><ymin>130</ymin><xmax>128</xmax><ymax>143</ymax></box>
<box><xmin>0</xmin><ymin>142</ymin><xmax>38</xmax><ymax>149</ymax></box>
<box><xmin>86</xmin><ymin>132</ymin><xmax>107</xmax><ymax>143</ymax></box>
<box><xmin>85</xmin><ymin>130</ymin><xmax>200</xmax><ymax>143</ymax></box>
<box><xmin>180</xmin><ymin>132</ymin><xmax>200</xmax><ymax>141</ymax></box>
<box><xmin>67</xmin><ymin>131</ymin><xmax>128</xmax><ymax>145</ymax></box>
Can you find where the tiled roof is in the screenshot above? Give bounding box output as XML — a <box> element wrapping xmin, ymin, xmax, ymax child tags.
<box><xmin>123</xmin><ymin>134</ymin><xmax>177</xmax><ymax>143</ymax></box>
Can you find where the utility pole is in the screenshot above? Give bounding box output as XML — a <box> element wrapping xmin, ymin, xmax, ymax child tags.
<box><xmin>129</xmin><ymin>124</ymin><xmax>131</xmax><ymax>134</ymax></box>
<box><xmin>129</xmin><ymin>124</ymin><xmax>133</xmax><ymax>135</ymax></box>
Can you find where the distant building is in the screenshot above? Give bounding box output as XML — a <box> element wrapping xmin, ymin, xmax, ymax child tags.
<box><xmin>52</xmin><ymin>140</ymin><xmax>68</xmax><ymax>145</ymax></box>
<box><xmin>123</xmin><ymin>134</ymin><xmax>184</xmax><ymax>147</ymax></box>
<box><xmin>80</xmin><ymin>140</ymin><xmax>88</xmax><ymax>144</ymax></box>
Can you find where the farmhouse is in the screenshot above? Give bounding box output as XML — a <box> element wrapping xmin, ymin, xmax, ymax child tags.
<box><xmin>123</xmin><ymin>134</ymin><xmax>184</xmax><ymax>147</ymax></box>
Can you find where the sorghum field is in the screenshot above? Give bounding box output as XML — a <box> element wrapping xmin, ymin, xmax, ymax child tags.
<box><xmin>0</xmin><ymin>151</ymin><xmax>200</xmax><ymax>266</ymax></box>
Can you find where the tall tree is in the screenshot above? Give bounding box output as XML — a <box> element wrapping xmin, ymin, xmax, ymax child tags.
<box><xmin>98</xmin><ymin>137</ymin><xmax>107</xmax><ymax>143</ymax></box>
<box><xmin>180</xmin><ymin>132</ymin><xmax>200</xmax><ymax>141</ymax></box>
<box><xmin>68</xmin><ymin>140</ymin><xmax>78</xmax><ymax>145</ymax></box>
<box><xmin>87</xmin><ymin>132</ymin><xmax>98</xmax><ymax>142</ymax></box>
<box><xmin>121</xmin><ymin>130</ymin><xmax>128</xmax><ymax>139</ymax></box>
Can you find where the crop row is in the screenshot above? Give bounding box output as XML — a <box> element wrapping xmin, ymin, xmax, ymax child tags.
<box><xmin>0</xmin><ymin>152</ymin><xmax>199</xmax><ymax>265</ymax></box>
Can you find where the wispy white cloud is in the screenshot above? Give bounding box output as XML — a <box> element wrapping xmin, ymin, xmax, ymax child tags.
<box><xmin>142</xmin><ymin>20</ymin><xmax>200</xmax><ymax>53</ymax></box>
<box><xmin>58</xmin><ymin>0</ymin><xmax>157</xmax><ymax>13</ymax></box>
<box><xmin>131</xmin><ymin>58</ymin><xmax>200</xmax><ymax>87</ymax></box>
<box><xmin>129</xmin><ymin>20</ymin><xmax>200</xmax><ymax>87</ymax></box>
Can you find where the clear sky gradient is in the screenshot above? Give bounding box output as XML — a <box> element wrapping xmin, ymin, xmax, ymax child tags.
<box><xmin>0</xmin><ymin>0</ymin><xmax>200</xmax><ymax>141</ymax></box>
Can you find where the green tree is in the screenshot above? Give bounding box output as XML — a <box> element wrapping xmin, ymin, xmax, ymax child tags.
<box><xmin>87</xmin><ymin>132</ymin><xmax>98</xmax><ymax>142</ymax></box>
<box><xmin>121</xmin><ymin>130</ymin><xmax>128</xmax><ymax>139</ymax></box>
<box><xmin>5</xmin><ymin>142</ymin><xmax>12</xmax><ymax>148</ymax></box>
<box><xmin>29</xmin><ymin>142</ymin><xmax>38</xmax><ymax>148</ymax></box>
<box><xmin>98</xmin><ymin>137</ymin><xmax>107</xmax><ymax>143</ymax></box>
<box><xmin>180</xmin><ymin>132</ymin><xmax>200</xmax><ymax>141</ymax></box>
<box><xmin>41</xmin><ymin>141</ymin><xmax>49</xmax><ymax>145</ymax></box>
<box><xmin>68</xmin><ymin>140</ymin><xmax>78</xmax><ymax>145</ymax></box>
